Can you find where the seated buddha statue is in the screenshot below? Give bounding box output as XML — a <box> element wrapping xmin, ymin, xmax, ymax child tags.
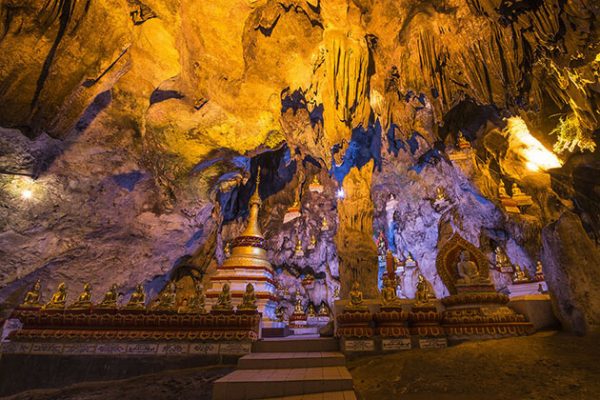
<box><xmin>513</xmin><ymin>265</ymin><xmax>529</xmax><ymax>283</ymax></box>
<box><xmin>238</xmin><ymin>283</ymin><xmax>258</xmax><ymax>311</ymax></box>
<box><xmin>456</xmin><ymin>250</ymin><xmax>489</xmax><ymax>285</ymax></box>
<box><xmin>381</xmin><ymin>275</ymin><xmax>402</xmax><ymax>308</ymax></box>
<box><xmin>306</xmin><ymin>303</ymin><xmax>317</xmax><ymax>317</ymax></box>
<box><xmin>45</xmin><ymin>282</ymin><xmax>67</xmax><ymax>309</ymax></box>
<box><xmin>98</xmin><ymin>284</ymin><xmax>119</xmax><ymax>308</ymax></box>
<box><xmin>345</xmin><ymin>281</ymin><xmax>368</xmax><ymax>312</ymax></box>
<box><xmin>155</xmin><ymin>282</ymin><xmax>177</xmax><ymax>311</ymax></box>
<box><xmin>189</xmin><ymin>282</ymin><xmax>207</xmax><ymax>313</ymax></box>
<box><xmin>415</xmin><ymin>274</ymin><xmax>434</xmax><ymax>305</ymax></box>
<box><xmin>21</xmin><ymin>279</ymin><xmax>42</xmax><ymax>307</ymax></box>
<box><xmin>293</xmin><ymin>297</ymin><xmax>305</xmax><ymax>315</ymax></box>
<box><xmin>70</xmin><ymin>283</ymin><xmax>93</xmax><ymax>309</ymax></box>
<box><xmin>318</xmin><ymin>301</ymin><xmax>330</xmax><ymax>317</ymax></box>
<box><xmin>126</xmin><ymin>284</ymin><xmax>146</xmax><ymax>309</ymax></box>
<box><xmin>213</xmin><ymin>283</ymin><xmax>233</xmax><ymax>312</ymax></box>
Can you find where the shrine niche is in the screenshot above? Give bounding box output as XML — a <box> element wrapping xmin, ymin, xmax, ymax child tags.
<box><xmin>435</xmin><ymin>233</ymin><xmax>491</xmax><ymax>295</ymax></box>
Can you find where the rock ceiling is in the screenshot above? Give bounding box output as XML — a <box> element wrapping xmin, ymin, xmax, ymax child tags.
<box><xmin>1</xmin><ymin>0</ymin><xmax>600</xmax><ymax>332</ymax></box>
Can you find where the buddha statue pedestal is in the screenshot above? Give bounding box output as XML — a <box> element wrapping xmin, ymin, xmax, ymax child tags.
<box><xmin>375</xmin><ymin>307</ymin><xmax>411</xmax><ymax>350</ymax></box>
<box><xmin>442</xmin><ymin>285</ymin><xmax>534</xmax><ymax>342</ymax></box>
<box><xmin>409</xmin><ymin>304</ymin><xmax>446</xmax><ymax>348</ymax></box>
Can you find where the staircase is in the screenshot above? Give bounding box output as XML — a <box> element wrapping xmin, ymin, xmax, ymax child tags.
<box><xmin>213</xmin><ymin>336</ymin><xmax>356</xmax><ymax>400</ymax></box>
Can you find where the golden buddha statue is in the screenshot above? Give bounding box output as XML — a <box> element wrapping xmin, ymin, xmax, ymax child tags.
<box><xmin>309</xmin><ymin>235</ymin><xmax>317</xmax><ymax>249</ymax></box>
<box><xmin>435</xmin><ymin>187</ymin><xmax>447</xmax><ymax>202</ymax></box>
<box><xmin>189</xmin><ymin>282</ymin><xmax>207</xmax><ymax>313</ymax></box>
<box><xmin>224</xmin><ymin>241</ymin><xmax>231</xmax><ymax>258</ymax></box>
<box><xmin>126</xmin><ymin>284</ymin><xmax>146</xmax><ymax>309</ymax></box>
<box><xmin>345</xmin><ymin>281</ymin><xmax>368</xmax><ymax>311</ymax></box>
<box><xmin>381</xmin><ymin>275</ymin><xmax>402</xmax><ymax>308</ymax></box>
<box><xmin>456</xmin><ymin>250</ymin><xmax>489</xmax><ymax>285</ymax></box>
<box><xmin>238</xmin><ymin>283</ymin><xmax>258</xmax><ymax>311</ymax></box>
<box><xmin>45</xmin><ymin>282</ymin><xmax>67</xmax><ymax>309</ymax></box>
<box><xmin>312</xmin><ymin>175</ymin><xmax>320</xmax><ymax>186</ymax></box>
<box><xmin>498</xmin><ymin>180</ymin><xmax>509</xmax><ymax>198</ymax></box>
<box><xmin>511</xmin><ymin>183</ymin><xmax>523</xmax><ymax>197</ymax></box>
<box><xmin>177</xmin><ymin>298</ymin><xmax>191</xmax><ymax>314</ymax></box>
<box><xmin>69</xmin><ymin>283</ymin><xmax>92</xmax><ymax>309</ymax></box>
<box><xmin>21</xmin><ymin>279</ymin><xmax>42</xmax><ymax>307</ymax></box>
<box><xmin>293</xmin><ymin>296</ymin><xmax>305</xmax><ymax>315</ymax></box>
<box><xmin>213</xmin><ymin>283</ymin><xmax>233</xmax><ymax>312</ymax></box>
<box><xmin>294</xmin><ymin>238</ymin><xmax>304</xmax><ymax>257</ymax></box>
<box><xmin>155</xmin><ymin>281</ymin><xmax>177</xmax><ymax>311</ymax></box>
<box><xmin>321</xmin><ymin>217</ymin><xmax>329</xmax><ymax>231</ymax></box>
<box><xmin>415</xmin><ymin>274</ymin><xmax>435</xmax><ymax>305</ymax></box>
<box><xmin>535</xmin><ymin>261</ymin><xmax>545</xmax><ymax>281</ymax></box>
<box><xmin>306</xmin><ymin>303</ymin><xmax>317</xmax><ymax>317</ymax></box>
<box><xmin>318</xmin><ymin>301</ymin><xmax>330</xmax><ymax>317</ymax></box>
<box><xmin>513</xmin><ymin>265</ymin><xmax>529</xmax><ymax>283</ymax></box>
<box><xmin>98</xmin><ymin>284</ymin><xmax>119</xmax><ymax>308</ymax></box>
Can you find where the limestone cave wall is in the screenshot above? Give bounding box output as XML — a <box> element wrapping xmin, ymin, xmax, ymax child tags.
<box><xmin>0</xmin><ymin>0</ymin><xmax>599</xmax><ymax>333</ymax></box>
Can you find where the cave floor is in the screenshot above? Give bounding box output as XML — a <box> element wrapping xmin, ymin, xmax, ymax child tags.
<box><xmin>2</xmin><ymin>331</ymin><xmax>600</xmax><ymax>400</ymax></box>
<box><xmin>347</xmin><ymin>331</ymin><xmax>600</xmax><ymax>400</ymax></box>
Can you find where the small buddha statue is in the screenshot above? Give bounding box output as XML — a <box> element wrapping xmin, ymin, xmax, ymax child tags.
<box><xmin>456</xmin><ymin>250</ymin><xmax>488</xmax><ymax>285</ymax></box>
<box><xmin>345</xmin><ymin>281</ymin><xmax>368</xmax><ymax>311</ymax></box>
<box><xmin>321</xmin><ymin>217</ymin><xmax>329</xmax><ymax>231</ymax></box>
<box><xmin>494</xmin><ymin>247</ymin><xmax>504</xmax><ymax>269</ymax></box>
<box><xmin>415</xmin><ymin>274</ymin><xmax>434</xmax><ymax>305</ymax></box>
<box><xmin>513</xmin><ymin>265</ymin><xmax>529</xmax><ymax>283</ymax></box>
<box><xmin>213</xmin><ymin>283</ymin><xmax>233</xmax><ymax>312</ymax></box>
<box><xmin>381</xmin><ymin>275</ymin><xmax>402</xmax><ymax>308</ymax></box>
<box><xmin>293</xmin><ymin>297</ymin><xmax>305</xmax><ymax>315</ymax></box>
<box><xmin>318</xmin><ymin>301</ymin><xmax>330</xmax><ymax>317</ymax></box>
<box><xmin>126</xmin><ymin>284</ymin><xmax>146</xmax><ymax>309</ymax></box>
<box><xmin>224</xmin><ymin>241</ymin><xmax>231</xmax><ymax>258</ymax></box>
<box><xmin>498</xmin><ymin>180</ymin><xmax>509</xmax><ymax>199</ymax></box>
<box><xmin>21</xmin><ymin>279</ymin><xmax>42</xmax><ymax>307</ymax></box>
<box><xmin>309</xmin><ymin>235</ymin><xmax>317</xmax><ymax>250</ymax></box>
<box><xmin>177</xmin><ymin>298</ymin><xmax>191</xmax><ymax>314</ymax></box>
<box><xmin>535</xmin><ymin>260</ymin><xmax>545</xmax><ymax>281</ymax></box>
<box><xmin>294</xmin><ymin>238</ymin><xmax>304</xmax><ymax>257</ymax></box>
<box><xmin>333</xmin><ymin>285</ymin><xmax>340</xmax><ymax>299</ymax></box>
<box><xmin>511</xmin><ymin>183</ymin><xmax>523</xmax><ymax>197</ymax></box>
<box><xmin>238</xmin><ymin>283</ymin><xmax>258</xmax><ymax>311</ymax></box>
<box><xmin>404</xmin><ymin>253</ymin><xmax>417</xmax><ymax>268</ymax></box>
<box><xmin>156</xmin><ymin>281</ymin><xmax>177</xmax><ymax>311</ymax></box>
<box><xmin>98</xmin><ymin>284</ymin><xmax>119</xmax><ymax>308</ymax></box>
<box><xmin>306</xmin><ymin>303</ymin><xmax>317</xmax><ymax>317</ymax></box>
<box><xmin>70</xmin><ymin>283</ymin><xmax>93</xmax><ymax>309</ymax></box>
<box><xmin>435</xmin><ymin>187</ymin><xmax>447</xmax><ymax>202</ymax></box>
<box><xmin>45</xmin><ymin>282</ymin><xmax>67</xmax><ymax>309</ymax></box>
<box><xmin>189</xmin><ymin>282</ymin><xmax>207</xmax><ymax>313</ymax></box>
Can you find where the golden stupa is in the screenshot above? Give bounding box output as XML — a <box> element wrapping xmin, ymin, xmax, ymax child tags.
<box><xmin>206</xmin><ymin>168</ymin><xmax>277</xmax><ymax>319</ymax></box>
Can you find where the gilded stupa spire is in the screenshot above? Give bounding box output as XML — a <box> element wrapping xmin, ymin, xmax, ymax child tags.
<box><xmin>242</xmin><ymin>167</ymin><xmax>263</xmax><ymax>238</ymax></box>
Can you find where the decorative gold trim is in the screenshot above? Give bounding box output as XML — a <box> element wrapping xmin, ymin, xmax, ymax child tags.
<box><xmin>436</xmin><ymin>233</ymin><xmax>490</xmax><ymax>295</ymax></box>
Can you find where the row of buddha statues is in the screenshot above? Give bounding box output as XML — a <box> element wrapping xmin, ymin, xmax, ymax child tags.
<box><xmin>495</xmin><ymin>247</ymin><xmax>546</xmax><ymax>283</ymax></box>
<box><xmin>344</xmin><ymin>272</ymin><xmax>436</xmax><ymax>313</ymax></box>
<box><xmin>21</xmin><ymin>280</ymin><xmax>259</xmax><ymax>314</ymax></box>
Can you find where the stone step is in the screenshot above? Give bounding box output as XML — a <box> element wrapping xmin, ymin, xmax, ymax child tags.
<box><xmin>261</xmin><ymin>390</ymin><xmax>357</xmax><ymax>400</ymax></box>
<box><xmin>237</xmin><ymin>352</ymin><xmax>346</xmax><ymax>369</ymax></box>
<box><xmin>252</xmin><ymin>337</ymin><xmax>339</xmax><ymax>353</ymax></box>
<box><xmin>212</xmin><ymin>366</ymin><xmax>353</xmax><ymax>400</ymax></box>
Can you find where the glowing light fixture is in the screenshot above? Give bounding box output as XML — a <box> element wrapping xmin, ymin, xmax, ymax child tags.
<box><xmin>505</xmin><ymin>117</ymin><xmax>562</xmax><ymax>172</ymax></box>
<box><xmin>21</xmin><ymin>189</ymin><xmax>33</xmax><ymax>200</ymax></box>
<box><xmin>336</xmin><ymin>188</ymin><xmax>345</xmax><ymax>199</ymax></box>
